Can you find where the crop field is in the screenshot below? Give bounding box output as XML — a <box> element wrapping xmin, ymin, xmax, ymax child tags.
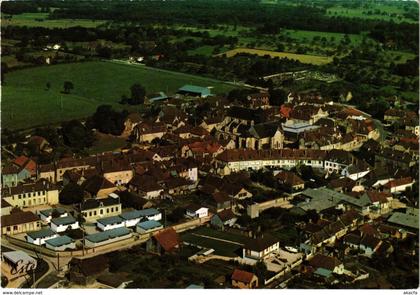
<box><xmin>282</xmin><ymin>29</ymin><xmax>365</xmax><ymax>45</ymax></box>
<box><xmin>2</xmin><ymin>12</ymin><xmax>106</xmax><ymax>28</ymax></box>
<box><xmin>2</xmin><ymin>61</ymin><xmax>237</xmax><ymax>130</ymax></box>
<box><xmin>221</xmin><ymin>48</ymin><xmax>332</xmax><ymax>65</ymax></box>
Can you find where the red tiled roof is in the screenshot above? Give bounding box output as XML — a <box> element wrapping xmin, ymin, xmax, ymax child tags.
<box><xmin>231</xmin><ymin>269</ymin><xmax>255</xmax><ymax>284</ymax></box>
<box><xmin>13</xmin><ymin>155</ymin><xmax>30</xmax><ymax>167</ymax></box>
<box><xmin>153</xmin><ymin>228</ymin><xmax>180</xmax><ymax>252</ymax></box>
<box><xmin>384</xmin><ymin>177</ymin><xmax>413</xmax><ymax>188</ymax></box>
<box><xmin>366</xmin><ymin>191</ymin><xmax>391</xmax><ymax>204</ymax></box>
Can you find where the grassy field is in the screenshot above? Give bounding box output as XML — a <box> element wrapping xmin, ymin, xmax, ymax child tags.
<box><xmin>326</xmin><ymin>6</ymin><xmax>418</xmax><ymax>23</ymax></box>
<box><xmin>221</xmin><ymin>48</ymin><xmax>332</xmax><ymax>65</ymax></box>
<box><xmin>2</xmin><ymin>12</ymin><xmax>106</xmax><ymax>28</ymax></box>
<box><xmin>282</xmin><ymin>29</ymin><xmax>365</xmax><ymax>45</ymax></box>
<box><xmin>181</xmin><ymin>226</ymin><xmax>249</xmax><ymax>257</ymax></box>
<box><xmin>3</xmin><ymin>61</ymin><xmax>237</xmax><ymax>129</ymax></box>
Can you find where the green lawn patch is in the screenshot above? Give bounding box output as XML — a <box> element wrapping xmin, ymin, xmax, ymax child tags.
<box><xmin>2</xmin><ymin>12</ymin><xmax>106</xmax><ymax>28</ymax></box>
<box><xmin>3</xmin><ymin>61</ymin><xmax>237</xmax><ymax>129</ymax></box>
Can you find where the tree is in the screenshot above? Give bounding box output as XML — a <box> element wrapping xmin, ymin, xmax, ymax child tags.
<box><xmin>63</xmin><ymin>81</ymin><xmax>74</xmax><ymax>94</ymax></box>
<box><xmin>268</xmin><ymin>88</ymin><xmax>287</xmax><ymax>106</ymax></box>
<box><xmin>89</xmin><ymin>105</ymin><xmax>127</xmax><ymax>135</ymax></box>
<box><xmin>61</xmin><ymin>120</ymin><xmax>95</xmax><ymax>150</ymax></box>
<box><xmin>45</xmin><ymin>82</ymin><xmax>51</xmax><ymax>91</ymax></box>
<box><xmin>59</xmin><ymin>183</ymin><xmax>84</xmax><ymax>205</ymax></box>
<box><xmin>130</xmin><ymin>83</ymin><xmax>146</xmax><ymax>104</ymax></box>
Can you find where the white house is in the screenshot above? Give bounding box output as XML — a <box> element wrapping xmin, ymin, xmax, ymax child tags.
<box><xmin>242</xmin><ymin>237</ymin><xmax>280</xmax><ymax>261</ymax></box>
<box><xmin>97</xmin><ymin>216</ymin><xmax>125</xmax><ymax>231</ymax></box>
<box><xmin>26</xmin><ymin>228</ymin><xmax>59</xmax><ymax>246</ymax></box>
<box><xmin>85</xmin><ymin>227</ymin><xmax>132</xmax><ymax>248</ymax></box>
<box><xmin>45</xmin><ymin>235</ymin><xmax>76</xmax><ymax>251</ymax></box>
<box><xmin>185</xmin><ymin>205</ymin><xmax>209</xmax><ymax>218</ymax></box>
<box><xmin>136</xmin><ymin>220</ymin><xmax>163</xmax><ymax>234</ymax></box>
<box><xmin>50</xmin><ymin>216</ymin><xmax>79</xmax><ymax>233</ymax></box>
<box><xmin>38</xmin><ymin>208</ymin><xmax>68</xmax><ymax>223</ymax></box>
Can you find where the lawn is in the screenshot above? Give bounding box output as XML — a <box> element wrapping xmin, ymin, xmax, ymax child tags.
<box><xmin>181</xmin><ymin>226</ymin><xmax>251</xmax><ymax>257</ymax></box>
<box><xmin>187</xmin><ymin>45</ymin><xmax>229</xmax><ymax>56</ymax></box>
<box><xmin>221</xmin><ymin>48</ymin><xmax>332</xmax><ymax>65</ymax></box>
<box><xmin>2</xmin><ymin>12</ymin><xmax>106</xmax><ymax>28</ymax></box>
<box><xmin>3</xmin><ymin>61</ymin><xmax>237</xmax><ymax>130</ymax></box>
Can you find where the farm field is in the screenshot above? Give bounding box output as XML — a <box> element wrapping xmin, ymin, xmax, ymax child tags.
<box><xmin>3</xmin><ymin>61</ymin><xmax>237</xmax><ymax>130</ymax></box>
<box><xmin>221</xmin><ymin>48</ymin><xmax>333</xmax><ymax>65</ymax></box>
<box><xmin>2</xmin><ymin>12</ymin><xmax>106</xmax><ymax>28</ymax></box>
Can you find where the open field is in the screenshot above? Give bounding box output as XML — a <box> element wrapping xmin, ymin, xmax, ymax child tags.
<box><xmin>3</xmin><ymin>61</ymin><xmax>237</xmax><ymax>129</ymax></box>
<box><xmin>326</xmin><ymin>6</ymin><xmax>418</xmax><ymax>23</ymax></box>
<box><xmin>282</xmin><ymin>29</ymin><xmax>365</xmax><ymax>45</ymax></box>
<box><xmin>2</xmin><ymin>13</ymin><xmax>106</xmax><ymax>28</ymax></box>
<box><xmin>221</xmin><ymin>48</ymin><xmax>332</xmax><ymax>65</ymax></box>
<box><xmin>181</xmin><ymin>226</ymin><xmax>249</xmax><ymax>257</ymax></box>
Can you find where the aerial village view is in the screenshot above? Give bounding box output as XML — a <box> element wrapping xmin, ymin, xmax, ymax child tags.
<box><xmin>0</xmin><ymin>0</ymin><xmax>419</xmax><ymax>292</ymax></box>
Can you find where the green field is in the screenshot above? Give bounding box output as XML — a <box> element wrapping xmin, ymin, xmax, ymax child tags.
<box><xmin>2</xmin><ymin>12</ymin><xmax>106</xmax><ymax>28</ymax></box>
<box><xmin>326</xmin><ymin>6</ymin><xmax>418</xmax><ymax>23</ymax></box>
<box><xmin>181</xmin><ymin>226</ymin><xmax>249</xmax><ymax>257</ymax></box>
<box><xmin>3</xmin><ymin>61</ymin><xmax>237</xmax><ymax>129</ymax></box>
<box><xmin>221</xmin><ymin>48</ymin><xmax>332</xmax><ymax>65</ymax></box>
<box><xmin>283</xmin><ymin>29</ymin><xmax>365</xmax><ymax>45</ymax></box>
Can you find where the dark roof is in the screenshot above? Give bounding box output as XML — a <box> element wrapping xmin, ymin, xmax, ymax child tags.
<box><xmin>83</xmin><ymin>175</ymin><xmax>115</xmax><ymax>195</ymax></box>
<box><xmin>309</xmin><ymin>254</ymin><xmax>341</xmax><ymax>271</ymax></box>
<box><xmin>27</xmin><ymin>228</ymin><xmax>56</xmax><ymax>239</ymax></box>
<box><xmin>248</xmin><ymin>123</ymin><xmax>280</xmax><ymax>139</ymax></box>
<box><xmin>80</xmin><ymin>197</ymin><xmax>120</xmax><ymax>211</ymax></box>
<box><xmin>212</xmin><ymin>191</ymin><xmax>230</xmax><ymax>204</ymax></box>
<box><xmin>70</xmin><ymin>255</ymin><xmax>109</xmax><ymax>277</ymax></box>
<box><xmin>227</xmin><ymin>106</ymin><xmax>265</xmax><ymax>124</ymax></box>
<box><xmin>360</xmin><ymin>234</ymin><xmax>381</xmax><ymax>249</ymax></box>
<box><xmin>217</xmin><ymin>209</ymin><xmax>235</xmax><ymax>222</ymax></box>
<box><xmin>1</xmin><ymin>211</ymin><xmax>39</xmax><ymax>227</ymax></box>
<box><xmin>243</xmin><ymin>236</ymin><xmax>278</xmax><ymax>252</ymax></box>
<box><xmin>231</xmin><ymin>269</ymin><xmax>255</xmax><ymax>283</ymax></box>
<box><xmin>2</xmin><ymin>179</ymin><xmax>58</xmax><ymax>198</ymax></box>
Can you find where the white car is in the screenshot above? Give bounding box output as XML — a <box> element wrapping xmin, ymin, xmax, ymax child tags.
<box><xmin>284</xmin><ymin>246</ymin><xmax>299</xmax><ymax>253</ymax></box>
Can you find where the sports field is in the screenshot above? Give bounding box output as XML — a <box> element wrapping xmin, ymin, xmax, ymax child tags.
<box><xmin>2</xmin><ymin>13</ymin><xmax>106</xmax><ymax>28</ymax></box>
<box><xmin>221</xmin><ymin>48</ymin><xmax>332</xmax><ymax>65</ymax></box>
<box><xmin>2</xmin><ymin>61</ymin><xmax>237</xmax><ymax>130</ymax></box>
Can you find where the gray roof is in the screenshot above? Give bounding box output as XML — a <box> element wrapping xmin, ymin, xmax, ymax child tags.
<box><xmin>27</xmin><ymin>228</ymin><xmax>56</xmax><ymax>239</ymax></box>
<box><xmin>45</xmin><ymin>235</ymin><xmax>74</xmax><ymax>247</ymax></box>
<box><xmin>3</xmin><ymin>251</ymin><xmax>36</xmax><ymax>265</ymax></box>
<box><xmin>39</xmin><ymin>208</ymin><xmax>67</xmax><ymax>217</ymax></box>
<box><xmin>388</xmin><ymin>212</ymin><xmax>419</xmax><ymax>230</ymax></box>
<box><xmin>85</xmin><ymin>227</ymin><xmax>131</xmax><ymax>243</ymax></box>
<box><xmin>120</xmin><ymin>208</ymin><xmax>160</xmax><ymax>221</ymax></box>
<box><xmin>137</xmin><ymin>220</ymin><xmax>162</xmax><ymax>230</ymax></box>
<box><xmin>81</xmin><ymin>197</ymin><xmax>120</xmax><ymax>211</ymax></box>
<box><xmin>97</xmin><ymin>216</ymin><xmax>124</xmax><ymax>226</ymax></box>
<box><xmin>298</xmin><ymin>187</ymin><xmax>370</xmax><ymax>212</ymax></box>
<box><xmin>178</xmin><ymin>85</ymin><xmax>211</xmax><ymax>95</ymax></box>
<box><xmin>51</xmin><ymin>216</ymin><xmax>77</xmax><ymax>226</ymax></box>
